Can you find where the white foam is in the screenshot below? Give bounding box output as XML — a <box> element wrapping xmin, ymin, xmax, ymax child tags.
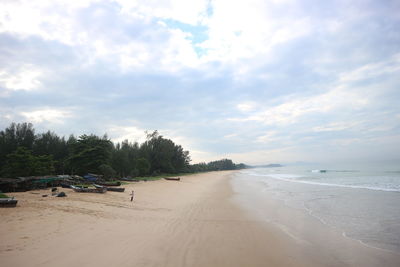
<box><xmin>245</xmin><ymin>172</ymin><xmax>400</xmax><ymax>192</ymax></box>
<box><xmin>311</xmin><ymin>169</ymin><xmax>326</xmax><ymax>173</ymax></box>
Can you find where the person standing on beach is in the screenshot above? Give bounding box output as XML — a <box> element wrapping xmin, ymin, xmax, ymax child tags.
<box><xmin>130</xmin><ymin>190</ymin><xmax>134</xmax><ymax>202</ymax></box>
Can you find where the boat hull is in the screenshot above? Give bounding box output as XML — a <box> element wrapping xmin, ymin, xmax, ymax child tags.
<box><xmin>0</xmin><ymin>198</ymin><xmax>18</xmax><ymax>207</ymax></box>
<box><xmin>96</xmin><ymin>181</ymin><xmax>121</xmax><ymax>186</ymax></box>
<box><xmin>107</xmin><ymin>187</ymin><xmax>125</xmax><ymax>192</ymax></box>
<box><xmin>70</xmin><ymin>185</ymin><xmax>107</xmax><ymax>193</ymax></box>
<box><xmin>93</xmin><ymin>184</ymin><xmax>125</xmax><ymax>192</ymax></box>
<box><xmin>164</xmin><ymin>177</ymin><xmax>181</xmax><ymax>181</ymax></box>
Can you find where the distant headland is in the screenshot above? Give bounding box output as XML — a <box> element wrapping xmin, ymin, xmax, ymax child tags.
<box><xmin>248</xmin><ymin>164</ymin><xmax>283</xmax><ymax>168</ymax></box>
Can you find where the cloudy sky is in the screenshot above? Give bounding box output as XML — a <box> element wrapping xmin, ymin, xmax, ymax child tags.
<box><xmin>1</xmin><ymin>0</ymin><xmax>399</xmax><ymax>165</ymax></box>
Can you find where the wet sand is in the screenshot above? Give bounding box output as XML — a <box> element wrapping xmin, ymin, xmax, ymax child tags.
<box><xmin>1</xmin><ymin>171</ymin><xmax>399</xmax><ymax>267</ymax></box>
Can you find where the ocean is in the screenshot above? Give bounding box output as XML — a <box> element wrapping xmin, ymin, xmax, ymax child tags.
<box><xmin>232</xmin><ymin>166</ymin><xmax>400</xmax><ymax>253</ymax></box>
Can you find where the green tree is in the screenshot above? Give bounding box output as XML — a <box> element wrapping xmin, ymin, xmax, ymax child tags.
<box><xmin>33</xmin><ymin>131</ymin><xmax>68</xmax><ymax>174</ymax></box>
<box><xmin>207</xmin><ymin>159</ymin><xmax>236</xmax><ymax>171</ymax></box>
<box><xmin>0</xmin><ymin>123</ymin><xmax>245</xmax><ymax>178</ymax></box>
<box><xmin>99</xmin><ymin>164</ymin><xmax>116</xmax><ymax>180</ymax></box>
<box><xmin>136</xmin><ymin>157</ymin><xmax>150</xmax><ymax>176</ymax></box>
<box><xmin>34</xmin><ymin>155</ymin><xmax>55</xmax><ymax>176</ymax></box>
<box><xmin>68</xmin><ymin>134</ymin><xmax>112</xmax><ymax>175</ymax></box>
<box><xmin>15</xmin><ymin>122</ymin><xmax>35</xmax><ymax>150</ymax></box>
<box><xmin>0</xmin><ymin>122</ymin><xmax>35</xmax><ymax>172</ymax></box>
<box><xmin>140</xmin><ymin>131</ymin><xmax>190</xmax><ymax>174</ymax></box>
<box><xmin>111</xmin><ymin>140</ymin><xmax>140</xmax><ymax>177</ymax></box>
<box><xmin>2</xmin><ymin>147</ymin><xmax>37</xmax><ymax>177</ymax></box>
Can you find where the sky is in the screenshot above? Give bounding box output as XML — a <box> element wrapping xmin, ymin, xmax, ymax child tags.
<box><xmin>0</xmin><ymin>0</ymin><xmax>399</xmax><ymax>165</ymax></box>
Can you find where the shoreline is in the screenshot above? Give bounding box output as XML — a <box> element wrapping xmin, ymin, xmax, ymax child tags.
<box><xmin>1</xmin><ymin>171</ymin><xmax>399</xmax><ymax>266</ymax></box>
<box><xmin>231</xmin><ymin>171</ymin><xmax>400</xmax><ymax>266</ymax></box>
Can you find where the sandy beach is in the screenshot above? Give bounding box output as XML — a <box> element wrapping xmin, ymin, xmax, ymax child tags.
<box><xmin>1</xmin><ymin>171</ymin><xmax>399</xmax><ymax>267</ymax></box>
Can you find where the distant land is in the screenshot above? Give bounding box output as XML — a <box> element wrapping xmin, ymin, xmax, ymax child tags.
<box><xmin>249</xmin><ymin>164</ymin><xmax>283</xmax><ymax>168</ymax></box>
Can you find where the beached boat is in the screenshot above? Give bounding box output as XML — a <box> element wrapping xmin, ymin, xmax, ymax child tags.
<box><xmin>164</xmin><ymin>177</ymin><xmax>180</xmax><ymax>181</ymax></box>
<box><xmin>0</xmin><ymin>197</ymin><xmax>18</xmax><ymax>207</ymax></box>
<box><xmin>93</xmin><ymin>184</ymin><xmax>125</xmax><ymax>192</ymax></box>
<box><xmin>96</xmin><ymin>181</ymin><xmax>121</xmax><ymax>186</ymax></box>
<box><xmin>70</xmin><ymin>185</ymin><xmax>107</xmax><ymax>193</ymax></box>
<box><xmin>106</xmin><ymin>187</ymin><xmax>125</xmax><ymax>192</ymax></box>
<box><xmin>120</xmin><ymin>177</ymin><xmax>141</xmax><ymax>182</ymax></box>
<box><xmin>60</xmin><ymin>183</ymin><xmax>71</xmax><ymax>188</ymax></box>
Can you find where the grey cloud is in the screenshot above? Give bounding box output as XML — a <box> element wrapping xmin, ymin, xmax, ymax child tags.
<box><xmin>0</xmin><ymin>0</ymin><xmax>399</xmax><ymax>164</ymax></box>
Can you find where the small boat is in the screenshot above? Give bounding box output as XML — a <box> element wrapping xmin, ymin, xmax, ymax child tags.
<box><xmin>70</xmin><ymin>185</ymin><xmax>107</xmax><ymax>193</ymax></box>
<box><xmin>120</xmin><ymin>177</ymin><xmax>140</xmax><ymax>182</ymax></box>
<box><xmin>106</xmin><ymin>187</ymin><xmax>125</xmax><ymax>192</ymax></box>
<box><xmin>164</xmin><ymin>177</ymin><xmax>180</xmax><ymax>181</ymax></box>
<box><xmin>60</xmin><ymin>183</ymin><xmax>71</xmax><ymax>188</ymax></box>
<box><xmin>93</xmin><ymin>184</ymin><xmax>125</xmax><ymax>192</ymax></box>
<box><xmin>96</xmin><ymin>181</ymin><xmax>121</xmax><ymax>186</ymax></box>
<box><xmin>0</xmin><ymin>197</ymin><xmax>18</xmax><ymax>207</ymax></box>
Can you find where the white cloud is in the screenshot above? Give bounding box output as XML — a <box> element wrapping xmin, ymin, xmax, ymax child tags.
<box><xmin>237</xmin><ymin>102</ymin><xmax>257</xmax><ymax>112</ymax></box>
<box><xmin>0</xmin><ymin>0</ymin><xmax>205</xmax><ymax>73</ymax></box>
<box><xmin>157</xmin><ymin>129</ymin><xmax>197</xmax><ymax>151</ymax></box>
<box><xmin>331</xmin><ymin>138</ymin><xmax>362</xmax><ymax>146</ymax></box>
<box><xmin>159</xmin><ymin>28</ymin><xmax>201</xmax><ymax>70</ymax></box>
<box><xmin>0</xmin><ymin>0</ymin><xmax>315</xmax><ymax>74</ymax></box>
<box><xmin>255</xmin><ymin>131</ymin><xmax>279</xmax><ymax>143</ymax></box>
<box><xmin>115</xmin><ymin>0</ymin><xmax>209</xmax><ymax>25</ymax></box>
<box><xmin>107</xmin><ymin>126</ymin><xmax>196</xmax><ymax>149</ymax></box>
<box><xmin>230</xmin><ymin>86</ymin><xmax>368</xmax><ymax>126</ymax></box>
<box><xmin>0</xmin><ymin>67</ymin><xmax>42</xmax><ymax>91</ymax></box>
<box><xmin>20</xmin><ymin>108</ymin><xmax>72</xmax><ymax>123</ymax></box>
<box><xmin>229</xmin><ymin>55</ymin><xmax>392</xmax><ymax>127</ymax></box>
<box><xmin>339</xmin><ymin>54</ymin><xmax>400</xmax><ymax>83</ymax></box>
<box><xmin>0</xmin><ymin>0</ymin><xmax>97</xmax><ymax>45</ymax></box>
<box><xmin>226</xmin><ymin>146</ymin><xmax>300</xmax><ymax>164</ymax></box>
<box><xmin>223</xmin><ymin>133</ymin><xmax>238</xmax><ymax>139</ymax></box>
<box><xmin>188</xmin><ymin>149</ymin><xmax>220</xmax><ymax>164</ymax></box>
<box><xmin>1</xmin><ymin>0</ymin><xmax>399</xmax><ymax>165</ymax></box>
<box><xmin>107</xmin><ymin>125</ymin><xmax>147</xmax><ymax>144</ymax></box>
<box><xmin>199</xmin><ymin>0</ymin><xmax>312</xmax><ymax>66</ymax></box>
<box><xmin>312</xmin><ymin>122</ymin><xmax>360</xmax><ymax>132</ymax></box>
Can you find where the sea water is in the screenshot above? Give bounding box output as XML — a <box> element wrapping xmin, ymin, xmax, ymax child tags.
<box><xmin>232</xmin><ymin>165</ymin><xmax>400</xmax><ymax>253</ymax></box>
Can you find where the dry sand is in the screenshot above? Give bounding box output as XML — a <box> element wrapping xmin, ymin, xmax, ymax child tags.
<box><xmin>1</xmin><ymin>171</ymin><xmax>399</xmax><ymax>267</ymax></box>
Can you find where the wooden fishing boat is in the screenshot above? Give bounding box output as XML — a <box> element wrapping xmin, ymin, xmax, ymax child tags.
<box><xmin>120</xmin><ymin>177</ymin><xmax>140</xmax><ymax>182</ymax></box>
<box><xmin>164</xmin><ymin>177</ymin><xmax>180</xmax><ymax>181</ymax></box>
<box><xmin>96</xmin><ymin>181</ymin><xmax>121</xmax><ymax>186</ymax></box>
<box><xmin>70</xmin><ymin>185</ymin><xmax>107</xmax><ymax>193</ymax></box>
<box><xmin>0</xmin><ymin>197</ymin><xmax>18</xmax><ymax>207</ymax></box>
<box><xmin>93</xmin><ymin>184</ymin><xmax>125</xmax><ymax>192</ymax></box>
<box><xmin>60</xmin><ymin>183</ymin><xmax>71</xmax><ymax>188</ymax></box>
<box><xmin>107</xmin><ymin>187</ymin><xmax>125</xmax><ymax>192</ymax></box>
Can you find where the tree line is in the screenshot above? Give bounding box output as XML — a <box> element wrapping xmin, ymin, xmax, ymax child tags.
<box><xmin>0</xmin><ymin>122</ymin><xmax>246</xmax><ymax>179</ymax></box>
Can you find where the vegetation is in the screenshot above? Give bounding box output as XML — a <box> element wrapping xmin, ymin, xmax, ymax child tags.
<box><xmin>0</xmin><ymin>192</ymin><xmax>9</xmax><ymax>198</ymax></box>
<box><xmin>131</xmin><ymin>172</ymin><xmax>198</xmax><ymax>182</ymax></box>
<box><xmin>0</xmin><ymin>122</ymin><xmax>247</xmax><ymax>179</ymax></box>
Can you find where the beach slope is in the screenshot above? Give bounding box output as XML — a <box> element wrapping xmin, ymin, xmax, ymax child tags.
<box><xmin>0</xmin><ymin>171</ymin><xmax>314</xmax><ymax>267</ymax></box>
<box><xmin>2</xmin><ymin>171</ymin><xmax>398</xmax><ymax>266</ymax></box>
